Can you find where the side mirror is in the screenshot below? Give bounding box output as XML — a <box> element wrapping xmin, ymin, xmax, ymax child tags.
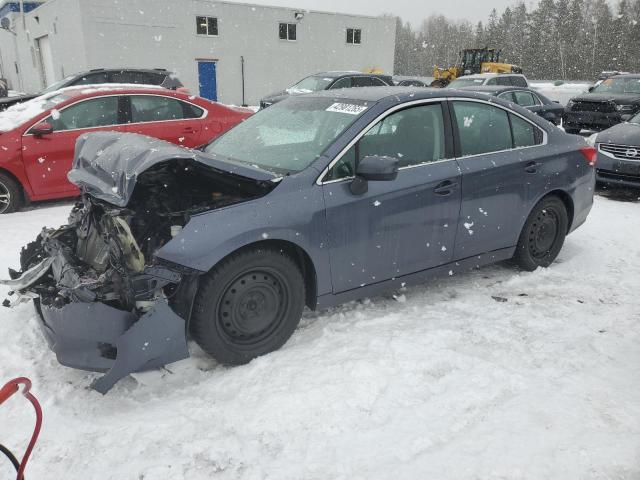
<box><xmin>588</xmin><ymin>86</ymin><xmax>595</xmax><ymax>93</ymax></box>
<box><xmin>31</xmin><ymin>121</ymin><xmax>53</xmax><ymax>137</ymax></box>
<box><xmin>350</xmin><ymin>155</ymin><xmax>399</xmax><ymax>195</ymax></box>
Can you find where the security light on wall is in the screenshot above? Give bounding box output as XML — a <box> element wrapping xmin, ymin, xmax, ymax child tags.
<box><xmin>294</xmin><ymin>12</ymin><xmax>304</xmax><ymax>21</ymax></box>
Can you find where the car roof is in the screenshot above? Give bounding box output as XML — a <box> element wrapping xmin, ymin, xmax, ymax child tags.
<box><xmin>610</xmin><ymin>73</ymin><xmax>640</xmax><ymax>79</ymax></box>
<box><xmin>458</xmin><ymin>73</ymin><xmax>524</xmax><ymax>79</ymax></box>
<box><xmin>456</xmin><ymin>85</ymin><xmax>530</xmax><ymax>93</ymax></box>
<box><xmin>77</xmin><ymin>68</ymin><xmax>172</xmax><ymax>76</ymax></box>
<box><xmin>314</xmin><ymin>71</ymin><xmax>389</xmax><ymax>79</ymax></box>
<box><xmin>309</xmin><ymin>86</ymin><xmax>495</xmax><ymax>103</ymax></box>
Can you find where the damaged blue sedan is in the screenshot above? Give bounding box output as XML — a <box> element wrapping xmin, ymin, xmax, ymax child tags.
<box><xmin>2</xmin><ymin>88</ymin><xmax>596</xmax><ymax>393</ymax></box>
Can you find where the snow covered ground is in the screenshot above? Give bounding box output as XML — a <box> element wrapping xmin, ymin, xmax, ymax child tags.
<box><xmin>0</xmin><ymin>194</ymin><xmax>639</xmax><ymax>479</ymax></box>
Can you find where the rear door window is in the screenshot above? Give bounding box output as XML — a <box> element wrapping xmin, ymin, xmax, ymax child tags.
<box><xmin>511</xmin><ymin>76</ymin><xmax>528</xmax><ymax>87</ymax></box>
<box><xmin>513</xmin><ymin>91</ymin><xmax>539</xmax><ymax>107</ymax></box>
<box><xmin>452</xmin><ymin>101</ymin><xmax>512</xmax><ymax>156</ymax></box>
<box><xmin>352</xmin><ymin>77</ymin><xmax>373</xmax><ymax>87</ymax></box>
<box><xmin>497</xmin><ymin>91</ymin><xmax>517</xmax><ymax>103</ymax></box>
<box><xmin>70</xmin><ymin>72</ymin><xmax>110</xmax><ymax>86</ymax></box>
<box><xmin>112</xmin><ymin>71</ymin><xmax>162</xmax><ymax>85</ymax></box>
<box><xmin>510</xmin><ymin>114</ymin><xmax>539</xmax><ymax>147</ymax></box>
<box><xmin>329</xmin><ymin>77</ymin><xmax>352</xmax><ymax>89</ymax></box>
<box><xmin>495</xmin><ymin>76</ymin><xmax>512</xmax><ymax>86</ymax></box>
<box><xmin>130</xmin><ymin>95</ymin><xmax>203</xmax><ymax>122</ymax></box>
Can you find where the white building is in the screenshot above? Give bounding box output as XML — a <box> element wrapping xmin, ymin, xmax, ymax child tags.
<box><xmin>0</xmin><ymin>0</ymin><xmax>396</xmax><ymax>105</ymax></box>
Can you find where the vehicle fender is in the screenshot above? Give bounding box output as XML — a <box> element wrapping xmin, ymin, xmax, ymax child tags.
<box><xmin>155</xmin><ymin>176</ymin><xmax>332</xmax><ymax>297</ymax></box>
<box><xmin>0</xmin><ymin>133</ymin><xmax>35</xmax><ymax>200</ymax></box>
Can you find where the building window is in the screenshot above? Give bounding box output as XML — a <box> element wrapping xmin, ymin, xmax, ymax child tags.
<box><xmin>196</xmin><ymin>16</ymin><xmax>218</xmax><ymax>36</ymax></box>
<box><xmin>347</xmin><ymin>28</ymin><xmax>362</xmax><ymax>45</ymax></box>
<box><xmin>279</xmin><ymin>23</ymin><xmax>297</xmax><ymax>41</ymax></box>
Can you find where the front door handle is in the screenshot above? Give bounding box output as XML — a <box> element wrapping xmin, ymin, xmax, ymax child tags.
<box><xmin>434</xmin><ymin>180</ymin><xmax>459</xmax><ymax>196</ymax></box>
<box><xmin>183</xmin><ymin>127</ymin><xmax>198</xmax><ymax>133</ymax></box>
<box><xmin>525</xmin><ymin>161</ymin><xmax>542</xmax><ymax>174</ymax></box>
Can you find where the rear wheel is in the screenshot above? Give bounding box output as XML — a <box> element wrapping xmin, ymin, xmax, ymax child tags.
<box><xmin>190</xmin><ymin>247</ymin><xmax>305</xmax><ymax>365</ymax></box>
<box><xmin>513</xmin><ymin>196</ymin><xmax>568</xmax><ymax>271</ymax></box>
<box><xmin>0</xmin><ymin>173</ymin><xmax>22</xmax><ymax>214</ymax></box>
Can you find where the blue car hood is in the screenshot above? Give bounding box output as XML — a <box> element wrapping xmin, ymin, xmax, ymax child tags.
<box><xmin>69</xmin><ymin>132</ymin><xmax>279</xmax><ymax>207</ymax></box>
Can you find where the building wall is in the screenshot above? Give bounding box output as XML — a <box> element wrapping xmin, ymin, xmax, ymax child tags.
<box><xmin>0</xmin><ymin>0</ymin><xmax>87</xmax><ymax>92</ymax></box>
<box><xmin>77</xmin><ymin>0</ymin><xmax>396</xmax><ymax>105</ymax></box>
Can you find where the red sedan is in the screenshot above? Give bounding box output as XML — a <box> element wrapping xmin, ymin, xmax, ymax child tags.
<box><xmin>0</xmin><ymin>85</ymin><xmax>252</xmax><ymax>213</ymax></box>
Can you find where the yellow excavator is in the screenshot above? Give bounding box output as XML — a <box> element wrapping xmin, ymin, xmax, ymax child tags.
<box><xmin>431</xmin><ymin>48</ymin><xmax>523</xmax><ymax>87</ymax></box>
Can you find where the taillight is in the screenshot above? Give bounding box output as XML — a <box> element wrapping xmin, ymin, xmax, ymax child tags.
<box><xmin>580</xmin><ymin>146</ymin><xmax>597</xmax><ymax>166</ymax></box>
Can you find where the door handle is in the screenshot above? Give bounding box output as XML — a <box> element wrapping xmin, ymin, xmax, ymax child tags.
<box><xmin>434</xmin><ymin>180</ymin><xmax>459</xmax><ymax>196</ymax></box>
<box><xmin>182</xmin><ymin>127</ymin><xmax>198</xmax><ymax>133</ymax></box>
<box><xmin>524</xmin><ymin>161</ymin><xmax>542</xmax><ymax>174</ymax></box>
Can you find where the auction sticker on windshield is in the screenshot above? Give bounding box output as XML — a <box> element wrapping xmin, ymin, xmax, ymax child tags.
<box><xmin>326</xmin><ymin>103</ymin><xmax>368</xmax><ymax>115</ymax></box>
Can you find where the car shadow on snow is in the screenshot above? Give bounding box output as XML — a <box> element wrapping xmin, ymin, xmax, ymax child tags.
<box><xmin>596</xmin><ymin>186</ymin><xmax>640</xmax><ymax>203</ymax></box>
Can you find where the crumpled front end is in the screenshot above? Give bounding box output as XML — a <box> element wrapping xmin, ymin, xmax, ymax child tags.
<box><xmin>2</xmin><ymin>132</ymin><xmax>275</xmax><ymax>393</ymax></box>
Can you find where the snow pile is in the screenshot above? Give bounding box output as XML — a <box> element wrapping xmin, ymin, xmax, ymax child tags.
<box><xmin>0</xmin><ymin>94</ymin><xmax>63</xmax><ymax>132</ymax></box>
<box><xmin>530</xmin><ymin>81</ymin><xmax>592</xmax><ymax>106</ymax></box>
<box><xmin>0</xmin><ymin>197</ymin><xmax>638</xmax><ymax>479</ymax></box>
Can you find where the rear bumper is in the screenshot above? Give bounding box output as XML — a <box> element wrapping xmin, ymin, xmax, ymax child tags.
<box><xmin>563</xmin><ymin>111</ymin><xmax>622</xmax><ymax>131</ymax></box>
<box><xmin>36</xmin><ymin>299</ymin><xmax>190</xmax><ymax>394</ymax></box>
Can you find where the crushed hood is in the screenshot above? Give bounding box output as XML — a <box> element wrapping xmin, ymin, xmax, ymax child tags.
<box><xmin>69</xmin><ymin>132</ymin><xmax>279</xmax><ymax>207</ymax></box>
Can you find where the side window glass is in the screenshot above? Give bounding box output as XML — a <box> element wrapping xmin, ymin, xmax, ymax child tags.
<box><xmin>496</xmin><ymin>76</ymin><xmax>511</xmax><ymax>86</ymax></box>
<box><xmin>329</xmin><ymin>77</ymin><xmax>351</xmax><ymax>90</ymax></box>
<box><xmin>326</xmin><ymin>103</ymin><xmax>447</xmax><ymax>180</ymax></box>
<box><xmin>510</xmin><ymin>114</ymin><xmax>542</xmax><ymax>148</ymax></box>
<box><xmin>352</xmin><ymin>77</ymin><xmax>373</xmax><ymax>87</ymax></box>
<box><xmin>371</xmin><ymin>78</ymin><xmax>387</xmax><ymax>86</ymax></box>
<box><xmin>49</xmin><ymin>96</ymin><xmax>119</xmax><ymax>131</ymax></box>
<box><xmin>71</xmin><ymin>72</ymin><xmax>109</xmax><ymax>86</ymax></box>
<box><xmin>512</xmin><ymin>77</ymin><xmax>527</xmax><ymax>87</ymax></box>
<box><xmin>130</xmin><ymin>95</ymin><xmax>185</xmax><ymax>122</ymax></box>
<box><xmin>453</xmin><ymin>101</ymin><xmax>512</xmax><ymax>156</ymax></box>
<box><xmin>498</xmin><ymin>92</ymin><xmax>516</xmax><ymax>103</ymax></box>
<box><xmin>485</xmin><ymin>78</ymin><xmax>497</xmax><ymax>86</ymax></box>
<box><xmin>513</xmin><ymin>91</ymin><xmax>536</xmax><ymax>107</ymax></box>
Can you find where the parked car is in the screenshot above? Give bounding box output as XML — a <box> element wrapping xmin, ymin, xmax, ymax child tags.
<box><xmin>447</xmin><ymin>73</ymin><xmax>529</xmax><ymax>89</ymax></box>
<box><xmin>259</xmin><ymin>71</ymin><xmax>393</xmax><ymax>108</ymax></box>
<box><xmin>0</xmin><ymin>68</ymin><xmax>186</xmax><ymax>111</ymax></box>
<box><xmin>0</xmin><ymin>85</ymin><xmax>252</xmax><ymax>213</ymax></box>
<box><xmin>392</xmin><ymin>76</ymin><xmax>430</xmax><ymax>87</ymax></box>
<box><xmin>0</xmin><ymin>78</ymin><xmax>7</xmax><ymax>98</ymax></box>
<box><xmin>564</xmin><ymin>74</ymin><xmax>640</xmax><ymax>134</ymax></box>
<box><xmin>1</xmin><ymin>87</ymin><xmax>596</xmax><ymax>392</ymax></box>
<box><xmin>587</xmin><ymin>112</ymin><xmax>640</xmax><ymax>188</ymax></box>
<box><xmin>456</xmin><ymin>85</ymin><xmax>565</xmax><ymax>125</ymax></box>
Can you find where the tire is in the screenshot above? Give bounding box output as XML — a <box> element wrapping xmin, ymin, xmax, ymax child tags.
<box><xmin>513</xmin><ymin>196</ymin><xmax>568</xmax><ymax>271</ymax></box>
<box><xmin>190</xmin><ymin>247</ymin><xmax>305</xmax><ymax>365</ymax></box>
<box><xmin>0</xmin><ymin>172</ymin><xmax>23</xmax><ymax>214</ymax></box>
<box><xmin>564</xmin><ymin>127</ymin><xmax>581</xmax><ymax>135</ymax></box>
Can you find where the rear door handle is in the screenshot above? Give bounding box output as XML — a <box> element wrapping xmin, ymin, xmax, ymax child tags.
<box><xmin>434</xmin><ymin>180</ymin><xmax>459</xmax><ymax>196</ymax></box>
<box><xmin>525</xmin><ymin>161</ymin><xmax>542</xmax><ymax>174</ymax></box>
<box><xmin>183</xmin><ymin>127</ymin><xmax>198</xmax><ymax>133</ymax></box>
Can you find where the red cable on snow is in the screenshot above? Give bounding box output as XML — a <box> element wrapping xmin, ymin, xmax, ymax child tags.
<box><xmin>0</xmin><ymin>377</ymin><xmax>43</xmax><ymax>480</ymax></box>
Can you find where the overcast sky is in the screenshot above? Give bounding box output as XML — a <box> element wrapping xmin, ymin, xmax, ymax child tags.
<box><xmin>228</xmin><ymin>0</ymin><xmax>533</xmax><ymax>23</ymax></box>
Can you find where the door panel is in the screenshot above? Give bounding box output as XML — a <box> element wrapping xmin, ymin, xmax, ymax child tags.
<box><xmin>125</xmin><ymin>95</ymin><xmax>203</xmax><ymax>147</ymax></box>
<box><xmin>323</xmin><ymin>102</ymin><xmax>460</xmax><ymax>293</ymax></box>
<box><xmin>21</xmin><ymin>96</ymin><xmax>126</xmax><ymax>198</ymax></box>
<box><xmin>450</xmin><ymin>100</ymin><xmax>545</xmax><ymax>259</ymax></box>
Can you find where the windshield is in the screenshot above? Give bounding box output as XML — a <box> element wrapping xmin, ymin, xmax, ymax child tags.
<box><xmin>593</xmin><ymin>77</ymin><xmax>640</xmax><ymax>94</ymax></box>
<box><xmin>288</xmin><ymin>75</ymin><xmax>334</xmax><ymax>94</ymax></box>
<box><xmin>205</xmin><ymin>96</ymin><xmax>370</xmax><ymax>174</ymax></box>
<box><xmin>41</xmin><ymin>75</ymin><xmax>75</xmax><ymax>94</ymax></box>
<box><xmin>449</xmin><ymin>77</ymin><xmax>486</xmax><ymax>88</ymax></box>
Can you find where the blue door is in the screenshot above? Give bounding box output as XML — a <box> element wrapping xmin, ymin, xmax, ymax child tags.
<box><xmin>198</xmin><ymin>61</ymin><xmax>217</xmax><ymax>101</ymax></box>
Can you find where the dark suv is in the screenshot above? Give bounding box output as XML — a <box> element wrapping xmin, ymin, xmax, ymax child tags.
<box><xmin>563</xmin><ymin>74</ymin><xmax>640</xmax><ymax>134</ymax></box>
<box><xmin>0</xmin><ymin>68</ymin><xmax>185</xmax><ymax>111</ymax></box>
<box><xmin>260</xmin><ymin>71</ymin><xmax>393</xmax><ymax>108</ymax></box>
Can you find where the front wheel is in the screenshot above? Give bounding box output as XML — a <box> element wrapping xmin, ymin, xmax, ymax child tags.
<box><xmin>0</xmin><ymin>173</ymin><xmax>23</xmax><ymax>214</ymax></box>
<box><xmin>513</xmin><ymin>196</ymin><xmax>568</xmax><ymax>271</ymax></box>
<box><xmin>190</xmin><ymin>247</ymin><xmax>305</xmax><ymax>365</ymax></box>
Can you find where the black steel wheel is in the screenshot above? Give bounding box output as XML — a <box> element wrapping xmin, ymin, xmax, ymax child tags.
<box><xmin>0</xmin><ymin>172</ymin><xmax>22</xmax><ymax>214</ymax></box>
<box><xmin>513</xmin><ymin>196</ymin><xmax>568</xmax><ymax>271</ymax></box>
<box><xmin>191</xmin><ymin>247</ymin><xmax>305</xmax><ymax>365</ymax></box>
